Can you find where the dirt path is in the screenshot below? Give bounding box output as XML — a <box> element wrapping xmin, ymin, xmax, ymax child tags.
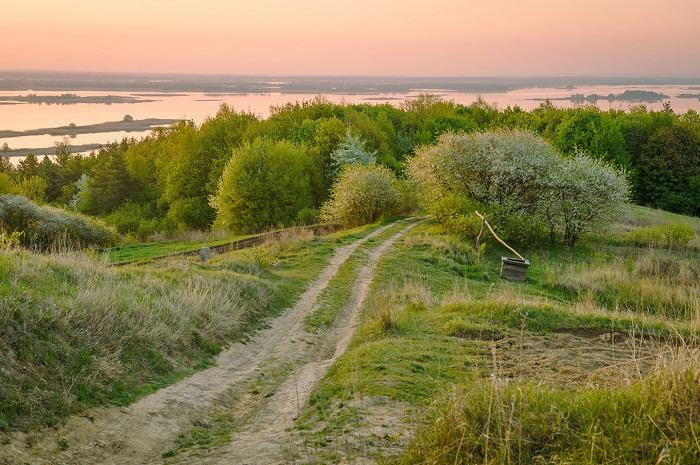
<box><xmin>1</xmin><ymin>220</ymin><xmax>415</xmax><ymax>465</ymax></box>
<box><xmin>178</xmin><ymin>220</ymin><xmax>418</xmax><ymax>465</ymax></box>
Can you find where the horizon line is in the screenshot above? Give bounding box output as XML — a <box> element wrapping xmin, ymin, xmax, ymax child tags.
<box><xmin>2</xmin><ymin>69</ymin><xmax>700</xmax><ymax>80</ymax></box>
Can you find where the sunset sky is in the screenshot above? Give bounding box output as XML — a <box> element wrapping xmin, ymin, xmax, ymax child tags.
<box><xmin>4</xmin><ymin>0</ymin><xmax>700</xmax><ymax>76</ymax></box>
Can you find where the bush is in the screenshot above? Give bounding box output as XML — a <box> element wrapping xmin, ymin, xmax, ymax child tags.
<box><xmin>0</xmin><ymin>194</ymin><xmax>118</xmax><ymax>250</ymax></box>
<box><xmin>212</xmin><ymin>139</ymin><xmax>314</xmax><ymax>233</ymax></box>
<box><xmin>321</xmin><ymin>164</ymin><xmax>399</xmax><ymax>227</ymax></box>
<box><xmin>103</xmin><ymin>202</ymin><xmax>159</xmax><ymax>234</ymax></box>
<box><xmin>409</xmin><ymin>130</ymin><xmax>630</xmax><ymax>247</ymax></box>
<box><xmin>626</xmin><ymin>223</ymin><xmax>695</xmax><ymax>248</ymax></box>
<box><xmin>408</xmin><ymin>130</ymin><xmax>561</xmax><ymax>218</ymax></box>
<box><xmin>393</xmin><ymin>178</ymin><xmax>419</xmax><ymax>216</ymax></box>
<box><xmin>296</xmin><ymin>207</ymin><xmax>318</xmax><ymax>225</ymax></box>
<box><xmin>13</xmin><ymin>176</ymin><xmax>48</xmax><ymax>203</ymax></box>
<box><xmin>430</xmin><ymin>194</ymin><xmax>482</xmax><ymax>238</ymax></box>
<box><xmin>330</xmin><ymin>129</ymin><xmax>377</xmax><ymax>175</ymax></box>
<box><xmin>542</xmin><ymin>153</ymin><xmax>630</xmax><ymax>247</ymax></box>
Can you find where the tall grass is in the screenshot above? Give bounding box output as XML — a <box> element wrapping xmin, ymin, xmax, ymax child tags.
<box><xmin>552</xmin><ymin>250</ymin><xmax>700</xmax><ymax>321</ymax></box>
<box><xmin>397</xmin><ymin>349</ymin><xmax>700</xmax><ymax>465</ymax></box>
<box><xmin>0</xmin><ymin>248</ymin><xmax>271</xmax><ymax>431</ymax></box>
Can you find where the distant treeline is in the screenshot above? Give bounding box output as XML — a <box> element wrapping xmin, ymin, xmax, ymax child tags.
<box><xmin>1</xmin><ymin>96</ymin><xmax>698</xmax><ymax>238</ymax></box>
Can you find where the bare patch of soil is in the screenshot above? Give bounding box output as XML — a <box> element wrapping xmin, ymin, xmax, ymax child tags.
<box><xmin>491</xmin><ymin>332</ymin><xmax>666</xmax><ymax>388</ymax></box>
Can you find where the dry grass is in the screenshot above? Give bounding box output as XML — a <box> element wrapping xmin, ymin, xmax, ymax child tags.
<box><xmin>0</xmin><ymin>247</ymin><xmax>272</xmax><ymax>431</ymax></box>
<box><xmin>552</xmin><ymin>249</ymin><xmax>700</xmax><ymax>322</ymax></box>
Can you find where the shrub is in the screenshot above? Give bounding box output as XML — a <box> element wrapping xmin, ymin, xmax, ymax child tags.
<box><xmin>409</xmin><ymin>130</ymin><xmax>561</xmax><ymax>218</ymax></box>
<box><xmin>321</xmin><ymin>164</ymin><xmax>399</xmax><ymax>227</ymax></box>
<box><xmin>409</xmin><ymin>131</ymin><xmax>630</xmax><ymax>247</ymax></box>
<box><xmin>103</xmin><ymin>202</ymin><xmax>159</xmax><ymax>234</ymax></box>
<box><xmin>0</xmin><ymin>194</ymin><xmax>118</xmax><ymax>250</ymax></box>
<box><xmin>212</xmin><ymin>139</ymin><xmax>314</xmax><ymax>233</ymax></box>
<box><xmin>0</xmin><ymin>173</ymin><xmax>14</xmax><ymax>194</ymax></box>
<box><xmin>626</xmin><ymin>223</ymin><xmax>696</xmax><ymax>248</ymax></box>
<box><xmin>393</xmin><ymin>178</ymin><xmax>419</xmax><ymax>216</ymax></box>
<box><xmin>430</xmin><ymin>194</ymin><xmax>482</xmax><ymax>238</ymax></box>
<box><xmin>296</xmin><ymin>207</ymin><xmax>318</xmax><ymax>225</ymax></box>
<box><xmin>13</xmin><ymin>175</ymin><xmax>48</xmax><ymax>203</ymax></box>
<box><xmin>542</xmin><ymin>153</ymin><xmax>630</xmax><ymax>247</ymax></box>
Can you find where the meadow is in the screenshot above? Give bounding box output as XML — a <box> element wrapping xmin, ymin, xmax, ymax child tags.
<box><xmin>295</xmin><ymin>206</ymin><xmax>700</xmax><ymax>464</ymax></box>
<box><xmin>0</xmin><ymin>97</ymin><xmax>699</xmax><ymax>464</ymax></box>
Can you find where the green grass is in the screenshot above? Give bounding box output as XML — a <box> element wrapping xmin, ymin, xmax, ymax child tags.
<box><xmin>105</xmin><ymin>233</ymin><xmax>254</xmax><ymax>264</ymax></box>
<box><xmin>304</xmin><ymin>220</ymin><xmax>413</xmax><ymax>332</ymax></box>
<box><xmin>296</xmin><ymin>206</ymin><xmax>700</xmax><ymax>464</ymax></box>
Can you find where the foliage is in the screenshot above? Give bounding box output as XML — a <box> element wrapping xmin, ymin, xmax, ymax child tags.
<box><xmin>542</xmin><ymin>153</ymin><xmax>630</xmax><ymax>246</ymax></box>
<box><xmin>0</xmin><ymin>194</ymin><xmax>118</xmax><ymax>250</ymax></box>
<box><xmin>212</xmin><ymin>139</ymin><xmax>314</xmax><ymax>233</ymax></box>
<box><xmin>635</xmin><ymin>124</ymin><xmax>700</xmax><ymax>216</ymax></box>
<box><xmin>409</xmin><ymin>130</ymin><xmax>561</xmax><ymax>218</ymax></box>
<box><xmin>321</xmin><ymin>164</ymin><xmax>399</xmax><ymax>227</ymax></box>
<box><xmin>4</xmin><ymin>98</ymin><xmax>699</xmax><ymax>240</ymax></box>
<box><xmin>555</xmin><ymin>107</ymin><xmax>630</xmax><ymax>167</ymax></box>
<box><xmin>13</xmin><ymin>175</ymin><xmax>48</xmax><ymax>203</ymax></box>
<box><xmin>0</xmin><ymin>230</ymin><xmax>22</xmax><ymax>249</ymax></box>
<box><xmin>0</xmin><ymin>173</ymin><xmax>14</xmax><ymax>194</ymax></box>
<box><xmin>410</xmin><ymin>131</ymin><xmax>629</xmax><ymax>246</ymax></box>
<box><xmin>329</xmin><ymin>129</ymin><xmax>377</xmax><ymax>175</ymax></box>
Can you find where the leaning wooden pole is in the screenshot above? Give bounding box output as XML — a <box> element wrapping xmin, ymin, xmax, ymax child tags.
<box><xmin>474</xmin><ymin>211</ymin><xmax>525</xmax><ymax>260</ymax></box>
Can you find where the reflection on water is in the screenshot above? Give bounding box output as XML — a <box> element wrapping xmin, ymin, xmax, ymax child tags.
<box><xmin>1</xmin><ymin>84</ymin><xmax>699</xmax><ymax>154</ymax></box>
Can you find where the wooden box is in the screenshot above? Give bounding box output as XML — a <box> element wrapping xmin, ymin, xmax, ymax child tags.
<box><xmin>500</xmin><ymin>256</ymin><xmax>530</xmax><ymax>282</ymax></box>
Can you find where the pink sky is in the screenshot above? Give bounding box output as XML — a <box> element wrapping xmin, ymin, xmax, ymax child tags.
<box><xmin>4</xmin><ymin>0</ymin><xmax>700</xmax><ymax>76</ymax></box>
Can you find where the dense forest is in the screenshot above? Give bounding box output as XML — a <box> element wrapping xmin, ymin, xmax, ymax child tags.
<box><xmin>1</xmin><ymin>96</ymin><xmax>698</xmax><ymax>241</ymax></box>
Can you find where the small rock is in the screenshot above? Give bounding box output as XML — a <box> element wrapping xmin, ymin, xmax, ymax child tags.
<box><xmin>199</xmin><ymin>247</ymin><xmax>213</xmax><ymax>261</ymax></box>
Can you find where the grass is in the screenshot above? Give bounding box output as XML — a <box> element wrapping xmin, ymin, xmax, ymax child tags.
<box><xmin>0</xmin><ymin>221</ymin><xmax>383</xmax><ymax>432</ymax></box>
<box><xmin>304</xmin><ymin>220</ymin><xmax>412</xmax><ymax>332</ymax></box>
<box><xmin>105</xmin><ymin>232</ymin><xmax>254</xmax><ymax>264</ymax></box>
<box><xmin>295</xmin><ymin>206</ymin><xmax>700</xmax><ymax>464</ymax></box>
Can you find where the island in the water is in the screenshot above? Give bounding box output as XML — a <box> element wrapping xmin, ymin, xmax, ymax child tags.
<box><xmin>531</xmin><ymin>89</ymin><xmax>669</xmax><ymax>103</ymax></box>
<box><xmin>0</xmin><ymin>117</ymin><xmax>183</xmax><ymax>157</ymax></box>
<box><xmin>0</xmin><ymin>117</ymin><xmax>181</xmax><ymax>139</ymax></box>
<box><xmin>0</xmin><ymin>93</ymin><xmax>156</xmax><ymax>105</ymax></box>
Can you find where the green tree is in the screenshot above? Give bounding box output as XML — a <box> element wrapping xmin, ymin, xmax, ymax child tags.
<box><xmin>212</xmin><ymin>139</ymin><xmax>314</xmax><ymax>233</ymax></box>
<box><xmin>542</xmin><ymin>153</ymin><xmax>629</xmax><ymax>247</ymax></box>
<box><xmin>76</xmin><ymin>144</ymin><xmax>137</xmax><ymax>215</ymax></box>
<box><xmin>555</xmin><ymin>109</ymin><xmax>630</xmax><ymax>167</ymax></box>
<box><xmin>0</xmin><ymin>172</ymin><xmax>15</xmax><ymax>194</ymax></box>
<box><xmin>636</xmin><ymin>124</ymin><xmax>700</xmax><ymax>215</ymax></box>
<box><xmin>17</xmin><ymin>154</ymin><xmax>40</xmax><ymax>179</ymax></box>
<box><xmin>330</xmin><ymin>129</ymin><xmax>377</xmax><ymax>174</ymax></box>
<box><xmin>14</xmin><ymin>175</ymin><xmax>48</xmax><ymax>203</ymax></box>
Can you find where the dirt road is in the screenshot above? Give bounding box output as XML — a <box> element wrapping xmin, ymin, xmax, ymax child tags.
<box><xmin>2</xmin><ymin>220</ymin><xmax>416</xmax><ymax>465</ymax></box>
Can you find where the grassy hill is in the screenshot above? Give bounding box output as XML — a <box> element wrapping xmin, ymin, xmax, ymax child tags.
<box><xmin>294</xmin><ymin>205</ymin><xmax>700</xmax><ymax>464</ymax></box>
<box><xmin>1</xmin><ymin>205</ymin><xmax>699</xmax><ymax>463</ymax></box>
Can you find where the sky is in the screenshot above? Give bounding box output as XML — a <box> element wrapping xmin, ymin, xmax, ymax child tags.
<box><xmin>3</xmin><ymin>0</ymin><xmax>700</xmax><ymax>76</ymax></box>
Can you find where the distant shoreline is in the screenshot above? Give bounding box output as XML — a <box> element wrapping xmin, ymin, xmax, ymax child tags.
<box><xmin>1</xmin><ymin>71</ymin><xmax>698</xmax><ymax>95</ymax></box>
<box><xmin>0</xmin><ymin>94</ymin><xmax>155</xmax><ymax>105</ymax></box>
